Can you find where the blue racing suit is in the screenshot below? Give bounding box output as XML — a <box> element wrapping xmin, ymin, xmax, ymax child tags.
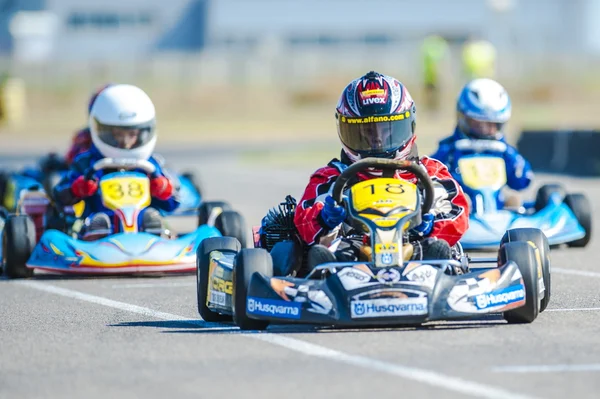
<box><xmin>53</xmin><ymin>145</ymin><xmax>179</xmax><ymax>225</ymax></box>
<box><xmin>431</xmin><ymin>128</ymin><xmax>533</xmax><ymax>191</ymax></box>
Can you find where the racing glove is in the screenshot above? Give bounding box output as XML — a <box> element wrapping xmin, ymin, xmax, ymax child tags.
<box><xmin>410</xmin><ymin>212</ymin><xmax>434</xmax><ymax>237</ymax></box>
<box><xmin>71</xmin><ymin>175</ymin><xmax>98</xmax><ymax>198</ymax></box>
<box><xmin>320</xmin><ymin>195</ymin><xmax>346</xmax><ymax>229</ymax></box>
<box><xmin>150</xmin><ymin>176</ymin><xmax>173</xmax><ymax>201</ymax></box>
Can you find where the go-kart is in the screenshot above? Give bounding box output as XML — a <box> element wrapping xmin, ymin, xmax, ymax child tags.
<box><xmin>196</xmin><ymin>158</ymin><xmax>550</xmax><ymax>330</ymax></box>
<box><xmin>451</xmin><ymin>139</ymin><xmax>592</xmax><ymax>250</ymax></box>
<box><xmin>0</xmin><ymin>152</ymin><xmax>204</xmax><ymax>217</ymax></box>
<box><xmin>1</xmin><ymin>158</ymin><xmax>247</xmax><ymax>278</ymax></box>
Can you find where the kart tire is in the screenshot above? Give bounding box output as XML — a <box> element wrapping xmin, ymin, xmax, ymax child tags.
<box><xmin>564</xmin><ymin>193</ymin><xmax>592</xmax><ymax>248</ymax></box>
<box><xmin>233</xmin><ymin>248</ymin><xmax>273</xmax><ymax>331</ymax></box>
<box><xmin>215</xmin><ymin>210</ymin><xmax>248</xmax><ymax>248</ymax></box>
<box><xmin>197</xmin><ymin>237</ymin><xmax>242</xmax><ymax>322</ymax></box>
<box><xmin>181</xmin><ymin>171</ymin><xmax>203</xmax><ymax>199</ymax></box>
<box><xmin>501</xmin><ymin>228</ymin><xmax>551</xmax><ymax>312</ymax></box>
<box><xmin>198</xmin><ymin>201</ymin><xmax>232</xmax><ymax>227</ymax></box>
<box><xmin>2</xmin><ymin>215</ymin><xmax>35</xmax><ymax>278</ymax></box>
<box><xmin>500</xmin><ymin>241</ymin><xmax>540</xmax><ymax>324</ymax></box>
<box><xmin>534</xmin><ymin>184</ymin><xmax>566</xmax><ymax>212</ymax></box>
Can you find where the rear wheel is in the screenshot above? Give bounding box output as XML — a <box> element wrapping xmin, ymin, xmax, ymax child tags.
<box><xmin>534</xmin><ymin>184</ymin><xmax>566</xmax><ymax>211</ymax></box>
<box><xmin>564</xmin><ymin>193</ymin><xmax>592</xmax><ymax>247</ymax></box>
<box><xmin>233</xmin><ymin>248</ymin><xmax>273</xmax><ymax>331</ymax></box>
<box><xmin>196</xmin><ymin>237</ymin><xmax>241</xmax><ymax>322</ymax></box>
<box><xmin>215</xmin><ymin>210</ymin><xmax>248</xmax><ymax>248</ymax></box>
<box><xmin>499</xmin><ymin>241</ymin><xmax>540</xmax><ymax>324</ymax></box>
<box><xmin>198</xmin><ymin>201</ymin><xmax>232</xmax><ymax>227</ymax></box>
<box><xmin>501</xmin><ymin>228</ymin><xmax>551</xmax><ymax>312</ymax></box>
<box><xmin>2</xmin><ymin>215</ymin><xmax>35</xmax><ymax>278</ymax></box>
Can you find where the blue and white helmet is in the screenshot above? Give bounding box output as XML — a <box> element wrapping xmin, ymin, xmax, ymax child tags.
<box><xmin>456</xmin><ymin>78</ymin><xmax>511</xmax><ymax>140</ymax></box>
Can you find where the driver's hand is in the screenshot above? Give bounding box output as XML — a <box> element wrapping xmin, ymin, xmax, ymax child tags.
<box><xmin>320</xmin><ymin>195</ymin><xmax>346</xmax><ymax>229</ymax></box>
<box><xmin>71</xmin><ymin>175</ymin><xmax>98</xmax><ymax>198</ymax></box>
<box><xmin>410</xmin><ymin>212</ymin><xmax>435</xmax><ymax>237</ymax></box>
<box><xmin>150</xmin><ymin>176</ymin><xmax>174</xmax><ymax>201</ymax></box>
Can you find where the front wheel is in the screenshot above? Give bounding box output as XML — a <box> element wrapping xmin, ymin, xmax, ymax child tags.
<box><xmin>501</xmin><ymin>228</ymin><xmax>551</xmax><ymax>312</ymax></box>
<box><xmin>196</xmin><ymin>237</ymin><xmax>241</xmax><ymax>322</ymax></box>
<box><xmin>198</xmin><ymin>201</ymin><xmax>232</xmax><ymax>227</ymax></box>
<box><xmin>564</xmin><ymin>193</ymin><xmax>592</xmax><ymax>248</ymax></box>
<box><xmin>215</xmin><ymin>210</ymin><xmax>248</xmax><ymax>248</ymax></box>
<box><xmin>233</xmin><ymin>248</ymin><xmax>273</xmax><ymax>331</ymax></box>
<box><xmin>2</xmin><ymin>215</ymin><xmax>36</xmax><ymax>278</ymax></box>
<box><xmin>534</xmin><ymin>184</ymin><xmax>566</xmax><ymax>211</ymax></box>
<box><xmin>500</xmin><ymin>241</ymin><xmax>540</xmax><ymax>324</ymax></box>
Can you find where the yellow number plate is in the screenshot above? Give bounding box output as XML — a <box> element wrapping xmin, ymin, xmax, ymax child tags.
<box><xmin>100</xmin><ymin>175</ymin><xmax>151</xmax><ymax>211</ymax></box>
<box><xmin>458</xmin><ymin>157</ymin><xmax>507</xmax><ymax>190</ymax></box>
<box><xmin>350</xmin><ymin>178</ymin><xmax>417</xmax><ymax>213</ymax></box>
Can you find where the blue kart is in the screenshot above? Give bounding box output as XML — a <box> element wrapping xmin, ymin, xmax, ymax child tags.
<box><xmin>452</xmin><ymin>141</ymin><xmax>592</xmax><ymax>250</ymax></box>
<box><xmin>1</xmin><ymin>158</ymin><xmax>247</xmax><ymax>278</ymax></box>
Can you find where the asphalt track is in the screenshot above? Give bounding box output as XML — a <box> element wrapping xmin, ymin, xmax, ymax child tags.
<box><xmin>2</xmin><ymin>143</ymin><xmax>600</xmax><ymax>399</ymax></box>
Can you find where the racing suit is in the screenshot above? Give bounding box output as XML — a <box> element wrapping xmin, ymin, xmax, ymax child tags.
<box><xmin>431</xmin><ymin>128</ymin><xmax>533</xmax><ymax>191</ymax></box>
<box><xmin>294</xmin><ymin>152</ymin><xmax>469</xmax><ymax>261</ymax></box>
<box><xmin>54</xmin><ymin>145</ymin><xmax>179</xmax><ymax>236</ymax></box>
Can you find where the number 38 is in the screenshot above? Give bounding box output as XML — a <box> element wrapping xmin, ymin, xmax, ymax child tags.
<box><xmin>106</xmin><ymin>181</ymin><xmax>144</xmax><ymax>199</ymax></box>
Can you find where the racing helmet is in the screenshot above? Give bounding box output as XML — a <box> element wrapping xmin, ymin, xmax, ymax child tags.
<box><xmin>336</xmin><ymin>71</ymin><xmax>417</xmax><ymax>163</ymax></box>
<box><xmin>89</xmin><ymin>84</ymin><xmax>157</xmax><ymax>160</ymax></box>
<box><xmin>456</xmin><ymin>78</ymin><xmax>511</xmax><ymax>140</ymax></box>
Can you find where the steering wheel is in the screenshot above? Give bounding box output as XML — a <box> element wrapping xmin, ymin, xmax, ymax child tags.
<box><xmin>83</xmin><ymin>158</ymin><xmax>157</xmax><ymax>180</ymax></box>
<box><xmin>331</xmin><ymin>158</ymin><xmax>435</xmax><ymax>216</ymax></box>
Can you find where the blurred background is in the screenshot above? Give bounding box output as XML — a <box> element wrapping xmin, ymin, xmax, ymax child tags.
<box><xmin>0</xmin><ymin>0</ymin><xmax>599</xmax><ymax>159</ymax></box>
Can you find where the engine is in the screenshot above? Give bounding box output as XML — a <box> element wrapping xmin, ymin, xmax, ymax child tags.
<box><xmin>259</xmin><ymin>195</ymin><xmax>299</xmax><ymax>251</ymax></box>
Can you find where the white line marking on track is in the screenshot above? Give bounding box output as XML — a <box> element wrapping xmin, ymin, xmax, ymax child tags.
<box><xmin>16</xmin><ymin>281</ymin><xmax>236</xmax><ymax>331</ymax></box>
<box><xmin>545</xmin><ymin>307</ymin><xmax>600</xmax><ymax>312</ymax></box>
<box><xmin>109</xmin><ymin>282</ymin><xmax>195</xmax><ymax>289</ymax></box>
<box><xmin>493</xmin><ymin>364</ymin><xmax>600</xmax><ymax>373</ymax></box>
<box><xmin>15</xmin><ymin>280</ymin><xmax>538</xmax><ymax>399</ymax></box>
<box><xmin>553</xmin><ymin>267</ymin><xmax>600</xmax><ymax>278</ymax></box>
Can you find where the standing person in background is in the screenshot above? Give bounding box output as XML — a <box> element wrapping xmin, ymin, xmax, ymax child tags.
<box><xmin>420</xmin><ymin>35</ymin><xmax>449</xmax><ymax>113</ymax></box>
<box><xmin>462</xmin><ymin>35</ymin><xmax>497</xmax><ymax>80</ymax></box>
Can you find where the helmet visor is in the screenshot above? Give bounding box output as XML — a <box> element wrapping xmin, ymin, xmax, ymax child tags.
<box><xmin>463</xmin><ymin>115</ymin><xmax>504</xmax><ymax>139</ymax></box>
<box><xmin>93</xmin><ymin>119</ymin><xmax>156</xmax><ymax>150</ymax></box>
<box><xmin>337</xmin><ymin>113</ymin><xmax>415</xmax><ymax>156</ymax></box>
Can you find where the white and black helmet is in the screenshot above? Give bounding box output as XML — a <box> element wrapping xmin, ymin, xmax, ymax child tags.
<box><xmin>89</xmin><ymin>84</ymin><xmax>157</xmax><ymax>160</ymax></box>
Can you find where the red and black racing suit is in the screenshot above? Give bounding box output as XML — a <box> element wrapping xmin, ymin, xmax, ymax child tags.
<box><xmin>294</xmin><ymin>155</ymin><xmax>470</xmax><ymax>255</ymax></box>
